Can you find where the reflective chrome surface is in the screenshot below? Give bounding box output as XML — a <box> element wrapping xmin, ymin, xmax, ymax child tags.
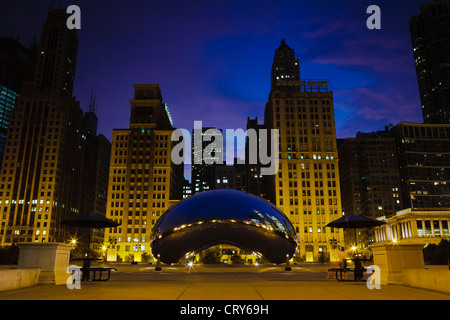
<box><xmin>151</xmin><ymin>189</ymin><xmax>297</xmax><ymax>264</ymax></box>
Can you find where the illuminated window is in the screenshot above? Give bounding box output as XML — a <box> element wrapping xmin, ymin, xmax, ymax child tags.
<box><xmin>442</xmin><ymin>221</ymin><xmax>449</xmax><ymax>237</ymax></box>
<box><xmin>416</xmin><ymin>221</ymin><xmax>424</xmax><ymax>237</ymax></box>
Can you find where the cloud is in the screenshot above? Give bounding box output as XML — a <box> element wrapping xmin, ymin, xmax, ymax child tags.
<box><xmin>334</xmin><ymin>82</ymin><xmax>422</xmax><ymax>138</ymax></box>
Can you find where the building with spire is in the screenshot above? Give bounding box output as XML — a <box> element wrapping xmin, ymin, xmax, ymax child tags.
<box><xmin>79</xmin><ymin>90</ymin><xmax>111</xmax><ymax>254</ymax></box>
<box><xmin>263</xmin><ymin>40</ymin><xmax>344</xmax><ymax>261</ymax></box>
<box><xmin>84</xmin><ymin>89</ymin><xmax>98</xmax><ymax>136</ymax></box>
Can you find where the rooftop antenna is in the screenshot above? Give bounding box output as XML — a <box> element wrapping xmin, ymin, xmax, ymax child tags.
<box><xmin>49</xmin><ymin>0</ymin><xmax>55</xmax><ymax>10</ymax></box>
<box><xmin>93</xmin><ymin>92</ymin><xmax>97</xmax><ymax>114</ymax></box>
<box><xmin>88</xmin><ymin>89</ymin><xmax>97</xmax><ymax>114</ymax></box>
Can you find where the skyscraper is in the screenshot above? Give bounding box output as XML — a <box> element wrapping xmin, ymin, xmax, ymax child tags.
<box><xmin>391</xmin><ymin>122</ymin><xmax>450</xmax><ymax>209</ymax></box>
<box><xmin>245</xmin><ymin>117</ymin><xmax>267</xmax><ymax>199</ymax></box>
<box><xmin>264</xmin><ymin>40</ymin><xmax>344</xmax><ymax>261</ymax></box>
<box><xmin>79</xmin><ymin>94</ymin><xmax>111</xmax><ymax>253</ymax></box>
<box><xmin>338</xmin><ymin>128</ymin><xmax>403</xmax><ymax>248</ymax></box>
<box><xmin>0</xmin><ymin>9</ymin><xmax>86</xmax><ymax>245</ymax></box>
<box><xmin>191</xmin><ymin>127</ymin><xmax>223</xmax><ymax>194</ymax></box>
<box><xmin>270</xmin><ymin>39</ymin><xmax>300</xmax><ymax>88</ymax></box>
<box><xmin>338</xmin><ymin>127</ymin><xmax>403</xmax><ymax>219</ymax></box>
<box><xmin>104</xmin><ymin>84</ymin><xmax>183</xmax><ymax>262</ymax></box>
<box><xmin>410</xmin><ymin>0</ymin><xmax>450</xmax><ymax>124</ymax></box>
<box><xmin>33</xmin><ymin>9</ymin><xmax>78</xmax><ymax>97</ymax></box>
<box><xmin>0</xmin><ymin>37</ymin><xmax>36</xmax><ymax>167</ymax></box>
<box><xmin>406</xmin><ymin>0</ymin><xmax>450</xmax><ymax>210</ymax></box>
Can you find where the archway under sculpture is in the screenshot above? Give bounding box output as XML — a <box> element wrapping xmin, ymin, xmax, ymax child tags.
<box><xmin>150</xmin><ymin>190</ymin><xmax>297</xmax><ymax>264</ymax></box>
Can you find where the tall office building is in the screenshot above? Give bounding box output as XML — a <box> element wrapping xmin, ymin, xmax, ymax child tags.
<box><xmin>79</xmin><ymin>95</ymin><xmax>111</xmax><ymax>253</ymax></box>
<box><xmin>338</xmin><ymin>128</ymin><xmax>403</xmax><ymax>248</ymax></box>
<box><xmin>0</xmin><ymin>37</ymin><xmax>36</xmax><ymax>166</ymax></box>
<box><xmin>104</xmin><ymin>84</ymin><xmax>183</xmax><ymax>262</ymax></box>
<box><xmin>264</xmin><ymin>40</ymin><xmax>344</xmax><ymax>261</ymax></box>
<box><xmin>392</xmin><ymin>122</ymin><xmax>450</xmax><ymax>209</ymax></box>
<box><xmin>182</xmin><ymin>178</ymin><xmax>192</xmax><ymax>199</ymax></box>
<box><xmin>0</xmin><ymin>9</ymin><xmax>86</xmax><ymax>246</ymax></box>
<box><xmin>214</xmin><ymin>159</ymin><xmax>246</xmax><ymax>191</ymax></box>
<box><xmin>33</xmin><ymin>9</ymin><xmax>78</xmax><ymax>97</ymax></box>
<box><xmin>410</xmin><ymin>0</ymin><xmax>450</xmax><ymax>124</ymax></box>
<box><xmin>338</xmin><ymin>128</ymin><xmax>403</xmax><ymax>219</ymax></box>
<box><xmin>191</xmin><ymin>127</ymin><xmax>223</xmax><ymax>194</ymax></box>
<box><xmin>245</xmin><ymin>117</ymin><xmax>267</xmax><ymax>199</ymax></box>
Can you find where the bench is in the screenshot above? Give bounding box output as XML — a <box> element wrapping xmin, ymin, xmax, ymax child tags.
<box><xmin>82</xmin><ymin>267</ymin><xmax>117</xmax><ymax>281</ymax></box>
<box><xmin>328</xmin><ymin>266</ymin><xmax>367</xmax><ymax>282</ymax></box>
<box><xmin>328</xmin><ymin>268</ymin><xmax>350</xmax><ymax>281</ymax></box>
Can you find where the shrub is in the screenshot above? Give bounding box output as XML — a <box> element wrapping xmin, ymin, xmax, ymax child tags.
<box><xmin>0</xmin><ymin>244</ymin><xmax>19</xmax><ymax>265</ymax></box>
<box><xmin>423</xmin><ymin>239</ymin><xmax>450</xmax><ymax>265</ymax></box>
<box><xmin>433</xmin><ymin>239</ymin><xmax>450</xmax><ymax>265</ymax></box>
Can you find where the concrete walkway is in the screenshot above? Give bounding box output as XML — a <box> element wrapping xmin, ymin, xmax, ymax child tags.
<box><xmin>0</xmin><ymin>264</ymin><xmax>449</xmax><ymax>300</ymax></box>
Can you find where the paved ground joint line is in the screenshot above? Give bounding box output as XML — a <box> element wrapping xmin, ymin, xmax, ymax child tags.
<box><xmin>253</xmin><ymin>286</ymin><xmax>264</xmax><ymax>300</ymax></box>
<box><xmin>176</xmin><ymin>286</ymin><xmax>189</xmax><ymax>300</ymax></box>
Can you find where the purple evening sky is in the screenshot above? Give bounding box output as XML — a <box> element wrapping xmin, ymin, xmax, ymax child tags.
<box><xmin>1</xmin><ymin>0</ymin><xmax>425</xmax><ymax>179</ymax></box>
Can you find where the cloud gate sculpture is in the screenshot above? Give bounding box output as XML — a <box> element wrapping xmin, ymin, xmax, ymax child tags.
<box><xmin>150</xmin><ymin>189</ymin><xmax>297</xmax><ymax>264</ymax></box>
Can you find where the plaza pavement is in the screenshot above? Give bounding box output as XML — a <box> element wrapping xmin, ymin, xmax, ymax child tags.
<box><xmin>0</xmin><ymin>264</ymin><xmax>449</xmax><ymax>301</ymax></box>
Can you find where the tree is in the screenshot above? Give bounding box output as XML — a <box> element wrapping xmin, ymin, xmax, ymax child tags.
<box><xmin>199</xmin><ymin>247</ymin><xmax>221</xmax><ymax>264</ymax></box>
<box><xmin>433</xmin><ymin>239</ymin><xmax>450</xmax><ymax>265</ymax></box>
<box><xmin>231</xmin><ymin>254</ymin><xmax>245</xmax><ymax>265</ymax></box>
<box><xmin>0</xmin><ymin>244</ymin><xmax>19</xmax><ymax>265</ymax></box>
<box><xmin>423</xmin><ymin>243</ymin><xmax>437</xmax><ymax>263</ymax></box>
<box><xmin>141</xmin><ymin>252</ymin><xmax>150</xmax><ymax>263</ymax></box>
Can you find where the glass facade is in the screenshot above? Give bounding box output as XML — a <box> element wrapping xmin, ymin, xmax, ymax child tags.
<box><xmin>0</xmin><ymin>86</ymin><xmax>18</xmax><ymax>160</ymax></box>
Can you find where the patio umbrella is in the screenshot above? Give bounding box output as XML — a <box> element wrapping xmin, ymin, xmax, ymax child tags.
<box><xmin>325</xmin><ymin>214</ymin><xmax>385</xmax><ymax>250</ymax></box>
<box><xmin>62</xmin><ymin>213</ymin><xmax>120</xmax><ymax>258</ymax></box>
<box><xmin>325</xmin><ymin>214</ymin><xmax>385</xmax><ymax>229</ymax></box>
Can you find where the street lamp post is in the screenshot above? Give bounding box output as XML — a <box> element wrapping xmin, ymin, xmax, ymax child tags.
<box><xmin>155</xmin><ymin>253</ymin><xmax>162</xmax><ymax>271</ymax></box>
<box><xmin>285</xmin><ymin>254</ymin><xmax>291</xmax><ymax>271</ymax></box>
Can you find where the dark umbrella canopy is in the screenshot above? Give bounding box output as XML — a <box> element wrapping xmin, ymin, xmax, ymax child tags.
<box><xmin>325</xmin><ymin>214</ymin><xmax>385</xmax><ymax>229</ymax></box>
<box><xmin>62</xmin><ymin>213</ymin><xmax>119</xmax><ymax>228</ymax></box>
<box><xmin>62</xmin><ymin>213</ymin><xmax>119</xmax><ymax>259</ymax></box>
